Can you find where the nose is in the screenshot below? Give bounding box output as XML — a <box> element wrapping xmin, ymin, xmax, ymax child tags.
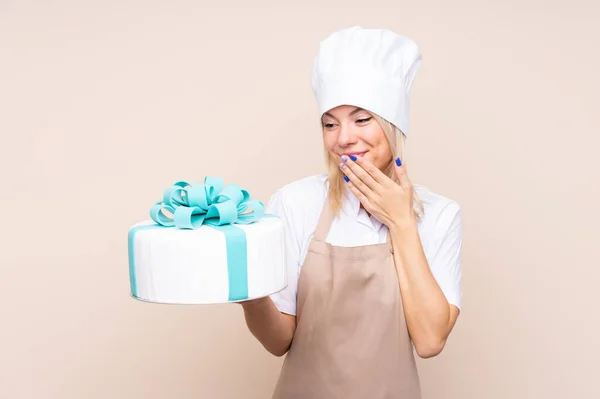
<box><xmin>337</xmin><ymin>121</ymin><xmax>359</xmax><ymax>147</ymax></box>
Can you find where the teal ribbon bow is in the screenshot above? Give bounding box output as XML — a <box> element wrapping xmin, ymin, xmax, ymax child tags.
<box><xmin>128</xmin><ymin>176</ymin><xmax>265</xmax><ymax>302</ymax></box>
<box><xmin>149</xmin><ymin>176</ymin><xmax>264</xmax><ymax>228</ymax></box>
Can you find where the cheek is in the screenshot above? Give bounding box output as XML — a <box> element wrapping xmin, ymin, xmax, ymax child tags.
<box><xmin>323</xmin><ymin>132</ymin><xmax>337</xmax><ymax>151</ymax></box>
<box><xmin>363</xmin><ymin>127</ymin><xmax>391</xmax><ymax>165</ymax></box>
<box><xmin>379</xmin><ymin>140</ymin><xmax>392</xmax><ymax>157</ymax></box>
<box><xmin>362</xmin><ymin>127</ymin><xmax>388</xmax><ymax>152</ymax></box>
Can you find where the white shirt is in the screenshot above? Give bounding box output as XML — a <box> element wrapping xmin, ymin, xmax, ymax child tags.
<box><xmin>266</xmin><ymin>174</ymin><xmax>463</xmax><ymax>316</ymax></box>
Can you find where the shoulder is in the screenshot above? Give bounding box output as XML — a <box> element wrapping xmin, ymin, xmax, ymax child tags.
<box><xmin>267</xmin><ymin>173</ymin><xmax>328</xmax><ymax>211</ymax></box>
<box><xmin>415</xmin><ymin>184</ymin><xmax>461</xmax><ymax>217</ymax></box>
<box><xmin>266</xmin><ymin>174</ymin><xmax>328</xmax><ymax>248</ymax></box>
<box><xmin>414</xmin><ymin>184</ymin><xmax>462</xmax><ymax>240</ymax></box>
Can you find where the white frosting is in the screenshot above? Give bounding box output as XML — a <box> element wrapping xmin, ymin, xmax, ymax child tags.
<box><xmin>129</xmin><ymin>217</ymin><xmax>287</xmax><ymax>304</ymax></box>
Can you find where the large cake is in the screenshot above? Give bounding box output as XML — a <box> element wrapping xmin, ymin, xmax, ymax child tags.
<box><xmin>127</xmin><ymin>177</ymin><xmax>287</xmax><ymax>304</ymax></box>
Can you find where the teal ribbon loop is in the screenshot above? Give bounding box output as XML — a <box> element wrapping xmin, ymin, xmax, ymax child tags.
<box><xmin>129</xmin><ymin>176</ymin><xmax>265</xmax><ymax>302</ymax></box>
<box><xmin>149</xmin><ymin>176</ymin><xmax>264</xmax><ymax>229</ymax></box>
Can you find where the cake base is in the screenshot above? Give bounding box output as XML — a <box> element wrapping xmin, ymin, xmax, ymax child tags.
<box><xmin>128</xmin><ymin>217</ymin><xmax>287</xmax><ymax>304</ymax></box>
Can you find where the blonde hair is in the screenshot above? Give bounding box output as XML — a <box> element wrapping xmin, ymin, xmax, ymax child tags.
<box><xmin>324</xmin><ymin>112</ymin><xmax>424</xmax><ymax>221</ymax></box>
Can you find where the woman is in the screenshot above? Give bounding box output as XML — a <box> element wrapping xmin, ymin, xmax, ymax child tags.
<box><xmin>241</xmin><ymin>26</ymin><xmax>463</xmax><ymax>398</ymax></box>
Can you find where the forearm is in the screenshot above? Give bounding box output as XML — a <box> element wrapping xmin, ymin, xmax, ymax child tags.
<box><xmin>241</xmin><ymin>297</ymin><xmax>296</xmax><ymax>357</ymax></box>
<box><xmin>389</xmin><ymin>219</ymin><xmax>452</xmax><ymax>358</ymax></box>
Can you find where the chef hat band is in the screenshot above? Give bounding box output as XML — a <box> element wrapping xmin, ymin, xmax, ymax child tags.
<box><xmin>310</xmin><ymin>26</ymin><xmax>422</xmax><ymax>135</ymax></box>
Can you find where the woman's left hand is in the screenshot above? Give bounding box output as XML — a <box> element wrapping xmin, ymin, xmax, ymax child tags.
<box><xmin>339</xmin><ymin>155</ymin><xmax>415</xmax><ymax>230</ymax></box>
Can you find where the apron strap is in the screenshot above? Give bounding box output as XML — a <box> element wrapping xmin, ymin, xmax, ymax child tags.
<box><xmin>313</xmin><ymin>197</ymin><xmax>335</xmax><ymax>242</ymax></box>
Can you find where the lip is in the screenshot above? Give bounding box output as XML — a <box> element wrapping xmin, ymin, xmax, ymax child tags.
<box><xmin>342</xmin><ymin>151</ymin><xmax>368</xmax><ymax>158</ymax></box>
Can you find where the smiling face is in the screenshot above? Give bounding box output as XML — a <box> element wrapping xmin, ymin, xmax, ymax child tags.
<box><xmin>321</xmin><ymin>105</ymin><xmax>393</xmax><ymax>171</ymax></box>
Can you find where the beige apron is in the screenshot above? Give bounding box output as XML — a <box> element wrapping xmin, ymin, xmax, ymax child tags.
<box><xmin>272</xmin><ymin>198</ymin><xmax>421</xmax><ymax>399</ymax></box>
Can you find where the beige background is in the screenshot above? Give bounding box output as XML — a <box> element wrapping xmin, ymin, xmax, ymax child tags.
<box><xmin>1</xmin><ymin>0</ymin><xmax>599</xmax><ymax>398</ymax></box>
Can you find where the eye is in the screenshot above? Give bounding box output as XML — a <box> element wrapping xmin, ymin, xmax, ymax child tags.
<box><xmin>322</xmin><ymin>122</ymin><xmax>337</xmax><ymax>129</ymax></box>
<box><xmin>357</xmin><ymin>117</ymin><xmax>373</xmax><ymax>124</ymax></box>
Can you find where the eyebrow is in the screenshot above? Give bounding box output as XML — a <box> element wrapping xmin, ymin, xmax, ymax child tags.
<box><xmin>323</xmin><ymin>107</ymin><xmax>365</xmax><ymax>119</ymax></box>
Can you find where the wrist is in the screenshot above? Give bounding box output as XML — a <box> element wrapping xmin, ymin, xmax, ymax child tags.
<box><xmin>389</xmin><ymin>214</ymin><xmax>418</xmax><ymax>235</ymax></box>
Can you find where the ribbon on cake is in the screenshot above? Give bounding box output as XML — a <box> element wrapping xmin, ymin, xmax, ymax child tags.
<box><xmin>149</xmin><ymin>176</ymin><xmax>264</xmax><ymax>228</ymax></box>
<box><xmin>128</xmin><ymin>176</ymin><xmax>265</xmax><ymax>302</ymax></box>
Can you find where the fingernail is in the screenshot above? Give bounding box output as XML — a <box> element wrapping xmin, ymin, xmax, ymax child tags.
<box><xmin>341</xmin><ymin>155</ymin><xmax>349</xmax><ymax>162</ymax></box>
<box><xmin>339</xmin><ymin>162</ymin><xmax>345</xmax><ymax>169</ymax></box>
<box><xmin>349</xmin><ymin>154</ymin><xmax>357</xmax><ymax>161</ymax></box>
<box><xmin>343</xmin><ymin>176</ymin><xmax>349</xmax><ymax>182</ymax></box>
<box><xmin>395</xmin><ymin>157</ymin><xmax>402</xmax><ymax>166</ymax></box>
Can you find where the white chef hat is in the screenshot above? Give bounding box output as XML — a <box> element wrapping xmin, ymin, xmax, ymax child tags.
<box><xmin>310</xmin><ymin>26</ymin><xmax>422</xmax><ymax>135</ymax></box>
